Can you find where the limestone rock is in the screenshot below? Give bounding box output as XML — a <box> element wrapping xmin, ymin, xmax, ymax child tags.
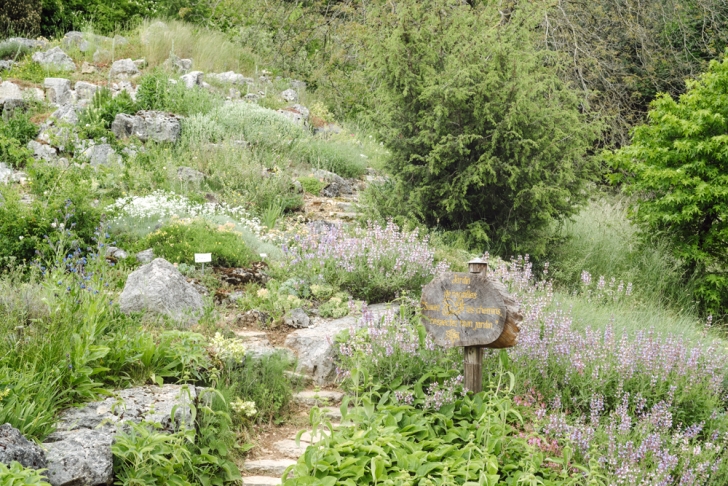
<box><xmin>281</xmin><ymin>88</ymin><xmax>298</xmax><ymax>102</ymax></box>
<box><xmin>44</xmin><ymin>428</ymin><xmax>113</xmax><ymax>486</ymax></box>
<box><xmin>177</xmin><ymin>166</ymin><xmax>205</xmax><ymax>182</ymax></box>
<box><xmin>276</xmin><ymin>107</ymin><xmax>307</xmax><ymax>126</ymax></box>
<box><xmin>109</xmin><ymin>58</ymin><xmax>139</xmax><ymax>79</ymax></box>
<box><xmin>32</xmin><ymin>47</ymin><xmax>75</xmax><ymax>72</ymax></box>
<box><xmin>27</xmin><ymin>141</ymin><xmax>57</xmax><ymax>161</ymax></box>
<box><xmin>50</xmin><ymin>104</ymin><xmax>80</xmax><ymax>125</ymax></box>
<box><xmin>80</xmin><ymin>61</ymin><xmax>96</xmax><ymax>74</ymax></box>
<box><xmin>119</xmin><ymin>258</ymin><xmax>204</xmax><ymax>323</ymax></box>
<box><xmin>136</xmin><ymin>248</ymin><xmax>154</xmax><ymax>264</ymax></box>
<box><xmin>52</xmin><ymin>384</ymin><xmax>197</xmax><ymax>435</ymax></box>
<box><xmin>293</xmin><ymin>390</ymin><xmax>344</xmax><ymax>407</ymax></box>
<box><xmin>242</xmin><ymin>477</ymin><xmax>282</xmax><ymax>486</ymax></box>
<box><xmin>290</xmin><ymin>103</ymin><xmax>309</xmax><ymax>119</ymax></box>
<box><xmin>0</xmin><ymin>81</ymin><xmax>23</xmax><ymax>102</ymax></box>
<box><xmin>75</xmin><ymin>81</ymin><xmax>99</xmax><ymax>101</ymax></box>
<box><xmin>284</xmin><ymin>308</ymin><xmax>310</xmax><ymax>328</ymax></box>
<box><xmin>242</xmin><ymin>459</ymin><xmax>297</xmax><ymax>477</ymax></box>
<box><xmin>132</xmin><ymin>58</ymin><xmax>146</xmax><ymax>69</ymax></box>
<box><xmin>0</xmin><ymin>60</ymin><xmax>13</xmax><ymax>71</ymax></box>
<box><xmin>180</xmin><ymin>71</ymin><xmax>204</xmax><ymax>89</ymax></box>
<box><xmin>284</xmin><ymin>303</ymin><xmax>395</xmax><ymax>384</ymax></box>
<box><xmin>107</xmin><ymin>246</ymin><xmax>128</xmax><ymax>260</ymax></box>
<box><xmin>43</xmin><ymin>78</ymin><xmax>72</xmax><ymax>105</ymax></box>
<box><xmin>83</xmin><ymin>144</ymin><xmax>121</xmax><ymax>166</ymax></box>
<box><xmin>0</xmin><ymin>163</ymin><xmax>28</xmax><ymax>184</ymax></box>
<box><xmin>313</xmin><ymin>168</ymin><xmax>352</xmax><ymax>197</ymax></box>
<box><xmin>62</xmin><ymin>31</ymin><xmax>89</xmax><ymax>52</ymax></box>
<box><xmin>0</xmin><ymin>423</ymin><xmax>46</xmax><ymax>469</ymax></box>
<box><xmin>111</xmin><ymin>111</ymin><xmax>181</xmax><ymax>143</ymax></box>
<box><xmin>0</xmin><ymin>37</ymin><xmax>47</xmax><ymax>51</ymax></box>
<box><xmin>208</xmin><ymin>71</ymin><xmax>251</xmax><ymax>85</ymax></box>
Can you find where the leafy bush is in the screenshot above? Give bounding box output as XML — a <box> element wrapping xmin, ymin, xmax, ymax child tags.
<box><xmin>297</xmin><ymin>176</ymin><xmax>326</xmax><ymax>195</ymax></box>
<box><xmin>285</xmin><ymin>221</ymin><xmax>448</xmax><ymax>303</ymax></box>
<box><xmin>136</xmin><ymin>70</ymin><xmax>220</xmax><ymax>116</ymax></box>
<box><xmin>141</xmin><ymin>219</ymin><xmax>258</xmax><ymax>268</ymax></box>
<box><xmin>606</xmin><ymin>54</ymin><xmax>728</xmax><ymax>315</ymax></box>
<box><xmin>0</xmin><ymin>111</ymin><xmax>37</xmax><ymax>169</ymax></box>
<box><xmin>112</xmin><ymin>389</ymin><xmax>240</xmax><ymax>485</ymax></box>
<box><xmin>218</xmin><ymin>351</ymin><xmax>295</xmax><ymax>425</ymax></box>
<box><xmin>78</xmin><ymin>89</ymin><xmax>136</xmax><ymax>140</ymax></box>
<box><xmin>0</xmin><ymin>461</ymin><xmax>50</xmax><ymax>485</ymax></box>
<box><xmin>284</xmin><ymin>383</ymin><xmax>597</xmax><ymax>485</ymax></box>
<box><xmin>363</xmin><ymin>0</ymin><xmax>599</xmax><ymax>257</ymax></box>
<box><xmin>3</xmin><ymin>61</ymin><xmax>50</xmax><ymax>83</ymax></box>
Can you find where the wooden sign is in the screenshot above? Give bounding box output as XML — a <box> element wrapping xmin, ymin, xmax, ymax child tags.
<box><xmin>421</xmin><ymin>272</ymin><xmax>506</xmax><ymax>348</ymax></box>
<box><xmin>421</xmin><ymin>258</ymin><xmax>522</xmax><ymax>393</ymax></box>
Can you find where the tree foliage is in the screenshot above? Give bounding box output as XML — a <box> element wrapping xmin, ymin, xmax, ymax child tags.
<box><xmin>364</xmin><ymin>0</ymin><xmax>599</xmax><ymax>257</ymax></box>
<box><xmin>544</xmin><ymin>0</ymin><xmax>728</xmax><ymax>147</ymax></box>
<box><xmin>606</xmin><ymin>54</ymin><xmax>728</xmax><ymax>315</ymax></box>
<box><xmin>0</xmin><ymin>0</ymin><xmax>41</xmax><ymax>37</ymax></box>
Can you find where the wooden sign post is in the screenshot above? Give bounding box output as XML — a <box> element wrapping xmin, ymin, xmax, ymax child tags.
<box><xmin>421</xmin><ymin>258</ymin><xmax>522</xmax><ymax>393</ymax></box>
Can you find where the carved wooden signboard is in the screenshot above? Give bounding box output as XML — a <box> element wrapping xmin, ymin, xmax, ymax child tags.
<box><xmin>421</xmin><ymin>258</ymin><xmax>521</xmax><ymax>393</ymax></box>
<box><xmin>421</xmin><ymin>271</ymin><xmax>507</xmax><ymax>348</ymax></box>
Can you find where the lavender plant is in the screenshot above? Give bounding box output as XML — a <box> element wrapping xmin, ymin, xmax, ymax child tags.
<box><xmin>285</xmin><ymin>220</ymin><xmax>449</xmax><ymax>302</ymax></box>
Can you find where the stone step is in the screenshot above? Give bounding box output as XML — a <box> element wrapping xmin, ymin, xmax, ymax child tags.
<box><xmin>242</xmin><ymin>458</ymin><xmax>297</xmax><ymax>476</ymax></box>
<box><xmin>273</xmin><ymin>439</ymin><xmax>309</xmax><ymax>459</ymax></box>
<box><xmin>293</xmin><ymin>390</ymin><xmax>344</xmax><ymax>407</ymax></box>
<box><xmin>242</xmin><ymin>476</ymin><xmax>282</xmax><ymax>486</ymax></box>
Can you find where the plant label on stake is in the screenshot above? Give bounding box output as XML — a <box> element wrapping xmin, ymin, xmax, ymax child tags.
<box><xmin>421</xmin><ymin>258</ymin><xmax>520</xmax><ymax>393</ymax></box>
<box><xmin>195</xmin><ymin>253</ymin><xmax>211</xmax><ymax>273</ymax></box>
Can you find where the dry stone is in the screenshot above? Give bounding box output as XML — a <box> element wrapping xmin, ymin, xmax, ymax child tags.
<box><xmin>284</xmin><ymin>308</ymin><xmax>310</xmax><ymax>328</ymax></box>
<box><xmin>83</xmin><ymin>144</ymin><xmax>121</xmax><ymax>166</ymax></box>
<box><xmin>242</xmin><ymin>459</ymin><xmax>297</xmax><ymax>476</ymax></box>
<box><xmin>0</xmin><ymin>81</ymin><xmax>23</xmax><ymax>103</ymax></box>
<box><xmin>119</xmin><ymin>258</ymin><xmax>203</xmax><ymax>323</ymax></box>
<box><xmin>110</xmin><ymin>58</ymin><xmax>139</xmax><ymax>79</ymax></box>
<box><xmin>32</xmin><ymin>47</ymin><xmax>75</xmax><ymax>71</ymax></box>
<box><xmin>281</xmin><ymin>89</ymin><xmax>298</xmax><ymax>102</ymax></box>
<box><xmin>75</xmin><ymin>81</ymin><xmax>99</xmax><ymax>101</ymax></box>
<box><xmin>111</xmin><ymin>111</ymin><xmax>181</xmax><ymax>143</ymax></box>
<box><xmin>242</xmin><ymin>477</ymin><xmax>282</xmax><ymax>486</ymax></box>
<box><xmin>177</xmin><ymin>166</ymin><xmax>205</xmax><ymax>182</ymax></box>
<box><xmin>136</xmin><ymin>248</ymin><xmax>154</xmax><ymax>263</ymax></box>
<box><xmin>208</xmin><ymin>71</ymin><xmax>251</xmax><ymax>85</ymax></box>
<box><xmin>43</xmin><ymin>78</ymin><xmax>72</xmax><ymax>105</ymax></box>
<box><xmin>0</xmin><ymin>423</ymin><xmax>46</xmax><ymax>469</ymax></box>
<box><xmin>44</xmin><ymin>429</ymin><xmax>113</xmax><ymax>486</ymax></box>
<box><xmin>284</xmin><ymin>303</ymin><xmax>396</xmax><ymax>384</ymax></box>
<box><xmin>180</xmin><ymin>71</ymin><xmax>204</xmax><ymax>89</ymax></box>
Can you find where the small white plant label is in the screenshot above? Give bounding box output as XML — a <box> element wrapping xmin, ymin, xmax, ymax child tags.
<box><xmin>194</xmin><ymin>253</ymin><xmax>212</xmax><ymax>263</ymax></box>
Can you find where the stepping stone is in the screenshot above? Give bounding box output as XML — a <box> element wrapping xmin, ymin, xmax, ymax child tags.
<box><xmin>321</xmin><ymin>407</ymin><xmax>343</xmax><ymax>421</ymax></box>
<box><xmin>243</xmin><ymin>459</ymin><xmax>297</xmax><ymax>476</ymax></box>
<box><xmin>242</xmin><ymin>477</ymin><xmax>282</xmax><ymax>486</ymax></box>
<box><xmin>284</xmin><ymin>371</ymin><xmax>313</xmax><ymax>386</ymax></box>
<box><xmin>273</xmin><ymin>439</ymin><xmax>309</xmax><ymax>459</ymax></box>
<box><xmin>293</xmin><ymin>390</ymin><xmax>344</xmax><ymax>407</ymax></box>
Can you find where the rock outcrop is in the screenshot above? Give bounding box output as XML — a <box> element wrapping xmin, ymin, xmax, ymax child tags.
<box><xmin>0</xmin><ymin>423</ymin><xmax>46</xmax><ymax>469</ymax></box>
<box><xmin>119</xmin><ymin>258</ymin><xmax>204</xmax><ymax>323</ymax></box>
<box><xmin>111</xmin><ymin>111</ymin><xmax>182</xmax><ymax>143</ymax></box>
<box><xmin>32</xmin><ymin>47</ymin><xmax>76</xmax><ymax>71</ymax></box>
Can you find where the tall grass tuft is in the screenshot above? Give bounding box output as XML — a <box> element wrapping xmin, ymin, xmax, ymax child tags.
<box><xmin>136</xmin><ymin>19</ymin><xmax>258</xmax><ymax>73</ymax></box>
<box><xmin>547</xmin><ymin>196</ymin><xmax>694</xmax><ymax>309</ymax></box>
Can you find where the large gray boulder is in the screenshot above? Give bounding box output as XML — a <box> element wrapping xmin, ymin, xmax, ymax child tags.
<box><xmin>119</xmin><ymin>258</ymin><xmax>203</xmax><ymax>323</ymax></box>
<box><xmin>0</xmin><ymin>81</ymin><xmax>23</xmax><ymax>103</ymax></box>
<box><xmin>75</xmin><ymin>81</ymin><xmax>99</xmax><ymax>101</ymax></box>
<box><xmin>83</xmin><ymin>144</ymin><xmax>121</xmax><ymax>166</ymax></box>
<box><xmin>61</xmin><ymin>31</ymin><xmax>89</xmax><ymax>52</ymax></box>
<box><xmin>313</xmin><ymin>168</ymin><xmax>353</xmax><ymax>197</ymax></box>
<box><xmin>281</xmin><ymin>89</ymin><xmax>298</xmax><ymax>102</ymax></box>
<box><xmin>44</xmin><ymin>429</ymin><xmax>113</xmax><ymax>486</ymax></box>
<box><xmin>111</xmin><ymin>111</ymin><xmax>181</xmax><ymax>143</ymax></box>
<box><xmin>32</xmin><ymin>47</ymin><xmax>75</xmax><ymax>71</ymax></box>
<box><xmin>284</xmin><ymin>303</ymin><xmax>395</xmax><ymax>384</ymax></box>
<box><xmin>0</xmin><ymin>423</ymin><xmax>46</xmax><ymax>469</ymax></box>
<box><xmin>207</xmin><ymin>71</ymin><xmax>251</xmax><ymax>85</ymax></box>
<box><xmin>1</xmin><ymin>37</ymin><xmax>47</xmax><ymax>51</ymax></box>
<box><xmin>50</xmin><ymin>104</ymin><xmax>80</xmax><ymax>125</ymax></box>
<box><xmin>52</xmin><ymin>384</ymin><xmax>197</xmax><ymax>435</ymax></box>
<box><xmin>180</xmin><ymin>71</ymin><xmax>204</xmax><ymax>89</ymax></box>
<box><xmin>109</xmin><ymin>58</ymin><xmax>139</xmax><ymax>79</ymax></box>
<box><xmin>0</xmin><ymin>163</ymin><xmax>28</xmax><ymax>184</ymax></box>
<box><xmin>43</xmin><ymin>78</ymin><xmax>73</xmax><ymax>105</ymax></box>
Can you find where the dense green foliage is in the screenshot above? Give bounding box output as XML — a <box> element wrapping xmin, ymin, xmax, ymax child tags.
<box><xmin>606</xmin><ymin>54</ymin><xmax>728</xmax><ymax>315</ymax></box>
<box><xmin>0</xmin><ymin>111</ymin><xmax>37</xmax><ymax>169</ymax></box>
<box><xmin>0</xmin><ymin>461</ymin><xmax>50</xmax><ymax>485</ymax></box>
<box><xmin>362</xmin><ymin>0</ymin><xmax>599</xmax><ymax>257</ymax></box>
<box><xmin>0</xmin><ymin>0</ymin><xmax>41</xmax><ymax>37</ymax></box>
<box><xmin>141</xmin><ymin>220</ymin><xmax>259</xmax><ymax>268</ymax></box>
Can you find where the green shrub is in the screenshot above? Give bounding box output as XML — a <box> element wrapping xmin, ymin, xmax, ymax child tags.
<box><xmin>141</xmin><ymin>220</ymin><xmax>258</xmax><ymax>268</ymax></box>
<box><xmin>0</xmin><ymin>135</ymin><xmax>34</xmax><ymax>169</ymax></box>
<box><xmin>78</xmin><ymin>89</ymin><xmax>136</xmax><ymax>140</ymax></box>
<box><xmin>0</xmin><ymin>461</ymin><xmax>50</xmax><ymax>485</ymax></box>
<box><xmin>605</xmin><ymin>53</ymin><xmax>728</xmax><ymax>315</ymax></box>
<box><xmin>218</xmin><ymin>351</ymin><xmax>296</xmax><ymax>425</ymax></box>
<box><xmin>364</xmin><ymin>0</ymin><xmax>599</xmax><ymax>257</ymax></box>
<box><xmin>0</xmin><ymin>111</ymin><xmax>37</xmax><ymax>169</ymax></box>
<box><xmin>136</xmin><ymin>70</ymin><xmax>220</xmax><ymax>116</ymax></box>
<box><xmin>297</xmin><ymin>176</ymin><xmax>326</xmax><ymax>195</ymax></box>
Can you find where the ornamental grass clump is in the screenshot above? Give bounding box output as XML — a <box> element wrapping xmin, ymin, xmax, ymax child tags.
<box><xmin>285</xmin><ymin>220</ymin><xmax>449</xmax><ymax>302</ymax></box>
